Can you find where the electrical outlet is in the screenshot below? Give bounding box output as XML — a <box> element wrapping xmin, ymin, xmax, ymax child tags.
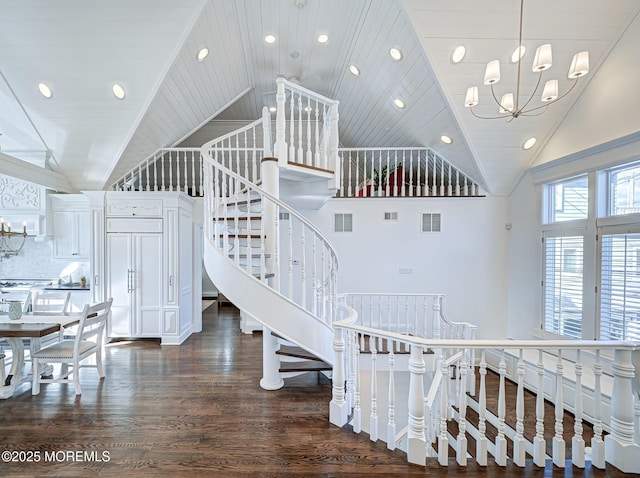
<box><xmin>292</xmin><ymin>259</ymin><xmax>300</xmax><ymax>265</ymax></box>
<box><xmin>399</xmin><ymin>267</ymin><xmax>413</xmax><ymax>274</ymax></box>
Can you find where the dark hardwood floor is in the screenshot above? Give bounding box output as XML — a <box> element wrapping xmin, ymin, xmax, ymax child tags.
<box><xmin>0</xmin><ymin>304</ymin><xmax>633</xmax><ymax>477</ymax></box>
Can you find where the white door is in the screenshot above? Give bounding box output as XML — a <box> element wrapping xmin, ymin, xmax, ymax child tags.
<box><xmin>106</xmin><ymin>233</ymin><xmax>133</xmax><ymax>337</ymax></box>
<box><xmin>133</xmin><ymin>233</ymin><xmax>162</xmax><ymax>336</ymax></box>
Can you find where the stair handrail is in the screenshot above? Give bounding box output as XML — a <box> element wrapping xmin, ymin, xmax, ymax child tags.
<box><xmin>331</xmin><ymin>315</ymin><xmax>640</xmax><ymax>472</ymax></box>
<box><xmin>201</xmin><ymin>118</ymin><xmax>340</xmax><ymax>328</ymax></box>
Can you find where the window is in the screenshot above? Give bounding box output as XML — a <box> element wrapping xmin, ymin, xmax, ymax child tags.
<box><xmin>599</xmin><ymin>232</ymin><xmax>640</xmax><ymax>341</ymax></box>
<box><xmin>546</xmin><ymin>175</ymin><xmax>588</xmax><ymax>223</ymax></box>
<box><xmin>543</xmin><ymin>235</ymin><xmax>584</xmax><ymax>339</ymax></box>
<box><xmin>608</xmin><ymin>162</ymin><xmax>640</xmax><ymax>215</ymax></box>
<box><xmin>334</xmin><ymin>213</ymin><xmax>352</xmax><ymax>232</ymax></box>
<box><xmin>422</xmin><ymin>213</ymin><xmax>441</xmax><ymax>232</ymax></box>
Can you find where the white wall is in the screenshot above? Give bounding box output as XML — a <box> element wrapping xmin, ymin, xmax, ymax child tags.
<box><xmin>505</xmin><ymin>174</ymin><xmax>543</xmax><ymax>338</ymax></box>
<box><xmin>304</xmin><ymin>196</ymin><xmax>509</xmax><ymax>338</ymax></box>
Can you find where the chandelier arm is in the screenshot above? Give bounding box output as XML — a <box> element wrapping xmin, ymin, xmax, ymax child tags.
<box><xmin>469</xmin><ymin>107</ymin><xmax>515</xmax><ymax>121</ymax></box>
<box><xmin>488</xmin><ymin>83</ymin><xmax>505</xmax><ymax>111</ymax></box>
<box><xmin>520</xmin><ymin>77</ymin><xmax>581</xmax><ymax>115</ymax></box>
<box><xmin>516</xmin><ymin>70</ymin><xmax>543</xmax><ymax>114</ymax></box>
<box><xmin>520</xmin><ymin>105</ymin><xmax>550</xmax><ymax>117</ymax></box>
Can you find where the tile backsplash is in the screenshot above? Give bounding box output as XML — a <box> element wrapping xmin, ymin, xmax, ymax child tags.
<box><xmin>0</xmin><ymin>237</ymin><xmax>79</xmax><ymax>279</ymax></box>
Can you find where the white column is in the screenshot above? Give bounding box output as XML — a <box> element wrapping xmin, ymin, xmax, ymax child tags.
<box><xmin>407</xmin><ymin>344</ymin><xmax>426</xmax><ymax>466</ymax></box>
<box><xmin>605</xmin><ymin>348</ymin><xmax>640</xmax><ymax>473</ymax></box>
<box><xmin>329</xmin><ymin>328</ymin><xmax>348</xmax><ymax>426</ymax></box>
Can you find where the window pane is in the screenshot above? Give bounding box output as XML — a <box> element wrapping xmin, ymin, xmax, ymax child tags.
<box><xmin>609</xmin><ymin>163</ymin><xmax>640</xmax><ymax>215</ymax></box>
<box><xmin>600</xmin><ymin>233</ymin><xmax>640</xmax><ymax>341</ymax></box>
<box><xmin>548</xmin><ymin>176</ymin><xmax>588</xmax><ymax>222</ymax></box>
<box><xmin>544</xmin><ymin>236</ymin><xmax>583</xmax><ymax>338</ymax></box>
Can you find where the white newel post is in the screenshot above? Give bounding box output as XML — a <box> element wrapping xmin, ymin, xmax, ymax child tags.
<box><xmin>605</xmin><ymin>348</ymin><xmax>640</xmax><ymax>473</ymax></box>
<box><xmin>274</xmin><ymin>78</ymin><xmax>288</xmax><ymax>167</ymax></box>
<box><xmin>407</xmin><ymin>344</ymin><xmax>426</xmax><ymax>466</ymax></box>
<box><xmin>259</xmin><ymin>157</ymin><xmax>283</xmax><ymax>391</ymax></box>
<box><xmin>330</xmin><ymin>328</ymin><xmax>348</xmax><ymax>426</ymax></box>
<box><xmin>262</xmin><ymin>107</ymin><xmax>273</xmax><ymax>157</ymax></box>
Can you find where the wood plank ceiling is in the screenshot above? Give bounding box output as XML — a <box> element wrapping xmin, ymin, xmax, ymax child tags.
<box><xmin>0</xmin><ymin>0</ymin><xmax>639</xmax><ymax>195</ymax></box>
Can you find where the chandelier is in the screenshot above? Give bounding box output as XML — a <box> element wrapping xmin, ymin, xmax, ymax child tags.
<box><xmin>0</xmin><ymin>218</ymin><xmax>27</xmax><ymax>259</ymax></box>
<box><xmin>464</xmin><ymin>0</ymin><xmax>590</xmax><ymax>120</ymax></box>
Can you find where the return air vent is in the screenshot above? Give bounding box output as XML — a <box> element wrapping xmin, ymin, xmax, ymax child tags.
<box><xmin>279</xmin><ymin>212</ymin><xmax>290</xmax><ymax>220</ymax></box>
<box><xmin>422</xmin><ymin>213</ymin><xmax>441</xmax><ymax>232</ymax></box>
<box><xmin>334</xmin><ymin>213</ymin><xmax>353</xmax><ymax>232</ymax></box>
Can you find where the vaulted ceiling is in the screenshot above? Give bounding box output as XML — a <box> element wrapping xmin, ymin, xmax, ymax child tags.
<box><xmin>1</xmin><ymin>0</ymin><xmax>639</xmax><ymax>195</ymax></box>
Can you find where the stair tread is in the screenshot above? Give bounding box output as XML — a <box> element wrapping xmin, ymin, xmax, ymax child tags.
<box><xmin>276</xmin><ymin>345</ymin><xmax>325</xmax><ymax>362</ymax></box>
<box><xmin>226</xmin><ymin>197</ymin><xmax>261</xmax><ymax>206</ymax></box>
<box><xmin>253</xmin><ymin>272</ymin><xmax>275</xmax><ymax>279</ymax></box>
<box><xmin>228</xmin><ymin>253</ymin><xmax>271</xmax><ymax>258</ymax></box>
<box><xmin>214</xmin><ymin>216</ymin><xmax>262</xmax><ymax>221</ymax></box>
<box><xmin>218</xmin><ymin>233</ymin><xmax>264</xmax><ymax>238</ymax></box>
<box><xmin>279</xmin><ymin>360</ymin><xmax>332</xmax><ymax>373</ymax></box>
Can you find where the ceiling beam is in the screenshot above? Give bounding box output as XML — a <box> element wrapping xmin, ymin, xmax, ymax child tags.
<box><xmin>0</xmin><ymin>153</ymin><xmax>72</xmax><ymax>192</ymax></box>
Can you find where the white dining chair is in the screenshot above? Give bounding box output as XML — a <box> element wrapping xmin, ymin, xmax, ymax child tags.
<box><xmin>31</xmin><ymin>298</ymin><xmax>112</xmax><ymax>396</ymax></box>
<box><xmin>30</xmin><ymin>290</ymin><xmax>71</xmax><ymax>314</ymax></box>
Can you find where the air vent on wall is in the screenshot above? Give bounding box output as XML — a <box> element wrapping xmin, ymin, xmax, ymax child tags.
<box><xmin>279</xmin><ymin>211</ymin><xmax>290</xmax><ymax>220</ymax></box>
<box><xmin>422</xmin><ymin>213</ymin><xmax>441</xmax><ymax>232</ymax></box>
<box><xmin>334</xmin><ymin>213</ymin><xmax>353</xmax><ymax>232</ymax></box>
<box><xmin>384</xmin><ymin>211</ymin><xmax>398</xmax><ymax>221</ymax></box>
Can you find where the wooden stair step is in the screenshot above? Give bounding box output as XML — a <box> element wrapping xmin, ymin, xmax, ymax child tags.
<box><xmin>279</xmin><ymin>360</ymin><xmax>332</xmax><ymax>373</ymax></box>
<box><xmin>276</xmin><ymin>345</ymin><xmax>325</xmax><ymax>362</ymax></box>
<box><xmin>226</xmin><ymin>197</ymin><xmax>261</xmax><ymax>207</ymax></box>
<box><xmin>213</xmin><ymin>216</ymin><xmax>262</xmax><ymax>221</ymax></box>
<box><xmin>252</xmin><ymin>272</ymin><xmax>275</xmax><ymax>279</ymax></box>
<box><xmin>228</xmin><ymin>253</ymin><xmax>271</xmax><ymax>259</ymax></box>
<box><xmin>287</xmin><ymin>161</ymin><xmax>334</xmax><ymax>175</ymax></box>
<box><xmin>218</xmin><ymin>233</ymin><xmax>263</xmax><ymax>239</ymax></box>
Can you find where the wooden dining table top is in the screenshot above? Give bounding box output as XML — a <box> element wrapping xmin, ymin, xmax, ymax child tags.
<box><xmin>0</xmin><ymin>322</ymin><xmax>61</xmax><ymax>338</ymax></box>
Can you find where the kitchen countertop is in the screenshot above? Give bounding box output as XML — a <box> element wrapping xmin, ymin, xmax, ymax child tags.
<box><xmin>43</xmin><ymin>285</ymin><xmax>91</xmax><ymax>291</ymax></box>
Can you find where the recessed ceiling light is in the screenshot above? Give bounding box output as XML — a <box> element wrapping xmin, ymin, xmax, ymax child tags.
<box><xmin>348</xmin><ymin>64</ymin><xmax>360</xmax><ymax>76</ymax></box>
<box><xmin>451</xmin><ymin>45</ymin><xmax>466</xmax><ymax>64</ymax></box>
<box><xmin>196</xmin><ymin>47</ymin><xmax>209</xmax><ymax>61</ymax></box>
<box><xmin>440</xmin><ymin>135</ymin><xmax>453</xmax><ymax>144</ymax></box>
<box><xmin>393</xmin><ymin>98</ymin><xmax>405</xmax><ymax>109</ymax></box>
<box><xmin>389</xmin><ymin>47</ymin><xmax>403</xmax><ymax>61</ymax></box>
<box><xmin>38</xmin><ymin>82</ymin><xmax>52</xmax><ymax>98</ymax></box>
<box><xmin>264</xmin><ymin>34</ymin><xmax>276</xmax><ymax>44</ymax></box>
<box><xmin>269</xmin><ymin>106</ymin><xmax>277</xmax><ymax>113</ymax></box>
<box><xmin>511</xmin><ymin>45</ymin><xmax>526</xmax><ymax>63</ymax></box>
<box><xmin>112</xmin><ymin>83</ymin><xmax>126</xmax><ymax>100</ymax></box>
<box><xmin>523</xmin><ymin>137</ymin><xmax>537</xmax><ymax>150</ymax></box>
<box><xmin>317</xmin><ymin>34</ymin><xmax>329</xmax><ymax>44</ymax></box>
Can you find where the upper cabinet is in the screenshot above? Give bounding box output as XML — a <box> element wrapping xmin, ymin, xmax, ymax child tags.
<box><xmin>50</xmin><ymin>194</ymin><xmax>90</xmax><ymax>259</ymax></box>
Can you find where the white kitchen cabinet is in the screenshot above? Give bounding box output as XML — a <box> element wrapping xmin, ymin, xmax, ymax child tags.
<box><xmin>50</xmin><ymin>195</ymin><xmax>91</xmax><ymax>260</ymax></box>
<box><xmin>52</xmin><ymin>210</ymin><xmax>91</xmax><ymax>259</ymax></box>
<box><xmin>106</xmin><ymin>230</ymin><xmax>163</xmax><ymax>338</ymax></box>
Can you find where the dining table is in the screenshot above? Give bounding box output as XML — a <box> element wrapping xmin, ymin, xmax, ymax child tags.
<box><xmin>0</xmin><ymin>312</ymin><xmax>82</xmax><ymax>399</ymax></box>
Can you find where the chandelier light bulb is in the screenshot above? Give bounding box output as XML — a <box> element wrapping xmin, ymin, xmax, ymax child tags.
<box><xmin>532</xmin><ymin>44</ymin><xmax>552</xmax><ymax>72</ymax></box>
<box><xmin>568</xmin><ymin>51</ymin><xmax>590</xmax><ymax>79</ymax></box>
<box><xmin>541</xmin><ymin>79</ymin><xmax>558</xmax><ymax>102</ymax></box>
<box><xmin>484</xmin><ymin>60</ymin><xmax>501</xmax><ymax>85</ymax></box>
<box><xmin>499</xmin><ymin>93</ymin><xmax>514</xmax><ymax>113</ymax></box>
<box><xmin>464</xmin><ymin>86</ymin><xmax>478</xmax><ymax>107</ymax></box>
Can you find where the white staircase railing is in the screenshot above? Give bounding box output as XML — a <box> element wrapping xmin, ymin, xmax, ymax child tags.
<box><xmin>331</xmin><ymin>304</ymin><xmax>640</xmax><ymax>473</ymax></box>
<box><xmin>336</xmin><ymin>148</ymin><xmax>481</xmax><ymax>198</ymax></box>
<box><xmin>273</xmin><ymin>78</ymin><xmax>340</xmax><ymax>183</ymax></box>
<box><xmin>200</xmin><ymin>108</ymin><xmax>340</xmax><ymax>335</ymax></box>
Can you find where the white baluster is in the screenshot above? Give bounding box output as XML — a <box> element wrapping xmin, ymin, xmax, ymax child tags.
<box><xmin>288</xmin><ymin>91</ymin><xmax>295</xmax><ymax>164</ymax></box>
<box><xmin>305</xmin><ymin>97</ymin><xmax>312</xmax><ymax>166</ymax></box>
<box><xmin>456</xmin><ymin>353</ymin><xmax>468</xmax><ymax>466</ymax></box>
<box><xmin>275</xmin><ymin>79</ymin><xmax>287</xmax><ymax>164</ymax></box>
<box><xmin>353</xmin><ymin>335</ymin><xmax>362</xmax><ymax>433</ymax></box>
<box><xmin>328</xmin><ymin>102</ymin><xmax>338</xmax><ymax>173</ymax></box>
<box><xmin>572</xmin><ymin>349</ymin><xmax>585</xmax><ymax>468</ymax></box>
<box><xmin>311</xmin><ymin>236</ymin><xmax>317</xmax><ymax>315</ymax></box>
<box><xmin>384</xmin><ymin>151</ymin><xmax>390</xmax><ymax>196</ymax></box>
<box><xmin>370</xmin><ymin>336</ymin><xmax>378</xmax><ymax>442</ymax></box>
<box><xmin>495</xmin><ymin>350</ymin><xmax>507</xmax><ymax>466</ymax></box>
<box><xmin>407</xmin><ymin>344</ymin><xmax>426</xmax><ymax>465</ymax></box>
<box><xmin>297</xmin><ymin>94</ymin><xmax>303</xmax><ymax>164</ymax></box>
<box><xmin>440</xmin><ymin>158</ymin><xmax>445</xmax><ymax>196</ymax></box>
<box><xmin>199</xmin><ymin>153</ymin><xmax>204</xmax><ymax>196</ymax></box>
<box><xmin>354</xmin><ymin>151</ymin><xmax>360</xmax><ymax>198</ymax></box>
<box><xmin>408</xmin><ymin>151</ymin><xmax>414</xmax><ymax>197</ymax></box>
<box><xmin>438</xmin><ymin>350</ymin><xmax>449</xmax><ymax>466</ymax></box>
<box><xmin>161</xmin><ymin>153</ymin><xmax>166</xmax><ymax>191</ymax></box>
<box><xmin>591</xmin><ymin>349</ymin><xmax>605</xmax><ymax>468</ymax></box>
<box><xmin>447</xmin><ymin>164</ymin><xmax>452</xmax><ymax>196</ymax></box>
<box><xmin>416</xmin><ymin>150</ymin><xmax>421</xmax><ymax>197</ymax></box>
<box><xmin>431</xmin><ymin>153</ymin><xmax>437</xmax><ymax>196</ymax></box>
<box><xmin>514</xmin><ymin>349</ymin><xmax>526</xmax><ymax>467</ymax></box>
<box><xmin>401</xmin><ymin>151</ymin><xmax>407</xmax><ymax>197</ymax></box>
<box><xmin>387</xmin><ymin>344</ymin><xmax>396</xmax><ymax>451</ymax></box>
<box><xmin>476</xmin><ymin>349</ymin><xmax>488</xmax><ymax>466</ymax></box>
<box><xmin>464</xmin><ymin>176</ymin><xmax>469</xmax><ymax>196</ymax></box>
<box><xmin>533</xmin><ymin>349</ymin><xmax>547</xmax><ymax>467</ymax></box>
<box><xmin>314</xmin><ymin>100</ymin><xmax>320</xmax><ymax>167</ymax></box>
<box><xmin>553</xmin><ymin>350</ymin><xmax>566</xmax><ymax>468</ymax></box>
<box><xmin>393</xmin><ymin>151</ymin><xmax>399</xmax><ymax>197</ymax></box>
<box><xmin>176</xmin><ymin>150</ymin><xmax>182</xmax><ymax>192</ymax></box>
<box><xmin>288</xmin><ymin>216</ymin><xmax>293</xmax><ymax>300</ymax></box>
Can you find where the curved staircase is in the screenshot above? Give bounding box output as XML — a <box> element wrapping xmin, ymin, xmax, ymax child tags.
<box><xmin>201</xmin><ymin>79</ymin><xmax>341</xmax><ymax>389</ymax></box>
